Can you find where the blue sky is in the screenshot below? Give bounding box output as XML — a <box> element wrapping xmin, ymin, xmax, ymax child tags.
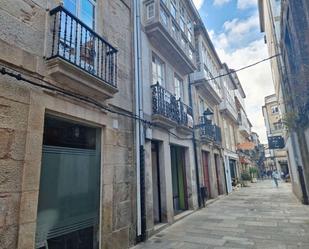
<box><xmin>193</xmin><ymin>0</ymin><xmax>275</xmax><ymax>143</ymax></box>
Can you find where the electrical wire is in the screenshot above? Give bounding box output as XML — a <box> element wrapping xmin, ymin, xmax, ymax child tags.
<box><xmin>190</xmin><ymin>54</ymin><xmax>280</xmax><ymax>85</ymax></box>
<box><xmin>0</xmin><ymin>66</ymin><xmax>194</xmax><ymax>140</ymax></box>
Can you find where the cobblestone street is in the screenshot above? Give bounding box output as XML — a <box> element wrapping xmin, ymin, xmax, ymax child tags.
<box><xmin>133</xmin><ymin>180</ymin><xmax>309</xmax><ymax>249</ymax></box>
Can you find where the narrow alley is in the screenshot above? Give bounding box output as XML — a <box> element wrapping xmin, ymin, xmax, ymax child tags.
<box><xmin>133</xmin><ymin>181</ymin><xmax>309</xmax><ymax>249</ymax></box>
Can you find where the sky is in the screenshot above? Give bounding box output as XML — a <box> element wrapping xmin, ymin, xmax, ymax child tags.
<box><xmin>192</xmin><ymin>0</ymin><xmax>275</xmax><ymax>144</ymax></box>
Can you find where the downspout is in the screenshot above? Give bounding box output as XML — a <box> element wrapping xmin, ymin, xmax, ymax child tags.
<box><xmin>133</xmin><ymin>0</ymin><xmax>146</xmax><ymax>242</ymax></box>
<box><xmin>188</xmin><ymin>76</ymin><xmax>202</xmax><ymax>208</ymax></box>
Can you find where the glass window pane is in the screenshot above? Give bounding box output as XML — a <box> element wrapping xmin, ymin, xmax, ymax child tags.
<box><xmin>80</xmin><ymin>0</ymin><xmax>95</xmax><ymax>28</ymax></box>
<box><xmin>64</xmin><ymin>0</ymin><xmax>77</xmax><ymax>15</ymax></box>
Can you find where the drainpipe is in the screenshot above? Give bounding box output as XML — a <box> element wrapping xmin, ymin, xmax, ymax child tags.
<box><xmin>133</xmin><ymin>0</ymin><xmax>146</xmax><ymax>242</ymax></box>
<box><xmin>188</xmin><ymin>76</ymin><xmax>202</xmax><ymax>208</ymax></box>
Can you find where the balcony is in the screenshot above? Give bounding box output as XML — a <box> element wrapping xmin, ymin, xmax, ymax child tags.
<box><xmin>46</xmin><ymin>6</ymin><xmax>118</xmax><ymax>100</ymax></box>
<box><xmin>151</xmin><ymin>83</ymin><xmax>193</xmax><ymax>131</ymax></box>
<box><xmin>219</xmin><ymin>88</ymin><xmax>238</xmax><ymax>121</ymax></box>
<box><xmin>192</xmin><ymin>68</ymin><xmax>222</xmax><ymax>104</ymax></box>
<box><xmin>198</xmin><ymin>116</ymin><xmax>222</xmax><ymax>145</ymax></box>
<box><xmin>238</xmin><ymin>111</ymin><xmax>251</xmax><ymax>137</ymax></box>
<box><xmin>144</xmin><ymin>0</ymin><xmax>195</xmax><ymax>74</ymax></box>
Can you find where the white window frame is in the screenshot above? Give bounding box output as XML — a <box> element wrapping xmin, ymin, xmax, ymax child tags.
<box><xmin>64</xmin><ymin>0</ymin><xmax>96</xmax><ymax>29</ymax></box>
<box><xmin>152</xmin><ymin>54</ymin><xmax>165</xmax><ymax>86</ymax></box>
<box><xmin>146</xmin><ymin>2</ymin><xmax>155</xmax><ymax>20</ymax></box>
<box><xmin>174</xmin><ymin>74</ymin><xmax>184</xmax><ymax>100</ymax></box>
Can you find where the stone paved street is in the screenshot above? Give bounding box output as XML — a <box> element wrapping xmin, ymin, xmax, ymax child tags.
<box><xmin>133</xmin><ymin>180</ymin><xmax>309</xmax><ymax>249</ymax></box>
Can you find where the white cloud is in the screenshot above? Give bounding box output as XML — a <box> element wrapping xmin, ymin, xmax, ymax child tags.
<box><xmin>212</xmin><ymin>14</ymin><xmax>260</xmax><ymax>50</ymax></box>
<box><xmin>210</xmin><ymin>32</ymin><xmax>275</xmax><ymax>143</ymax></box>
<box><xmin>213</xmin><ymin>0</ymin><xmax>231</xmax><ymax>7</ymax></box>
<box><xmin>193</xmin><ymin>0</ymin><xmax>205</xmax><ymax>10</ymax></box>
<box><xmin>237</xmin><ymin>0</ymin><xmax>257</xmax><ymax>10</ymax></box>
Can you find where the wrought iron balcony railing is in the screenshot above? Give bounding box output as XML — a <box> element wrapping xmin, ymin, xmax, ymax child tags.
<box><xmin>199</xmin><ymin>116</ymin><xmax>214</xmax><ymax>140</ymax></box>
<box><xmin>48</xmin><ymin>6</ymin><xmax>118</xmax><ymax>87</ymax></box>
<box><xmin>199</xmin><ymin>116</ymin><xmax>222</xmax><ymax>144</ymax></box>
<box><xmin>152</xmin><ymin>83</ymin><xmax>179</xmax><ymax>123</ymax></box>
<box><xmin>151</xmin><ymin>83</ymin><xmax>193</xmax><ymax>129</ymax></box>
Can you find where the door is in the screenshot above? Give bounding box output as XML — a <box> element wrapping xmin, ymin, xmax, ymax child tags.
<box><xmin>229</xmin><ymin>159</ymin><xmax>236</xmax><ymax>186</ymax></box>
<box><xmin>224</xmin><ymin>156</ymin><xmax>233</xmax><ymax>193</ymax></box>
<box><xmin>214</xmin><ymin>154</ymin><xmax>223</xmax><ymax>195</ymax></box>
<box><xmin>171</xmin><ymin>146</ymin><xmax>187</xmax><ymax>214</ymax></box>
<box><xmin>151</xmin><ymin>142</ymin><xmax>162</xmax><ymax>224</ymax></box>
<box><xmin>202</xmin><ymin>151</ymin><xmax>211</xmax><ymax>199</ymax></box>
<box><xmin>35</xmin><ymin>116</ymin><xmax>100</xmax><ymax>249</ymax></box>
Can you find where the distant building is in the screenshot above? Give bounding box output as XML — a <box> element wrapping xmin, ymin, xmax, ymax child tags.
<box><xmin>262</xmin><ymin>94</ymin><xmax>289</xmax><ymax>175</ymax></box>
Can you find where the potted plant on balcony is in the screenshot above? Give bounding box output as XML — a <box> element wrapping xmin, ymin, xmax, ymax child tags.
<box><xmin>241</xmin><ymin>171</ymin><xmax>251</xmax><ymax>187</ymax></box>
<box><xmin>249</xmin><ymin>167</ymin><xmax>258</xmax><ymax>183</ymax></box>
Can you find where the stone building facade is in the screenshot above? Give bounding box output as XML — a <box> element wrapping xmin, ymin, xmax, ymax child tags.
<box><xmin>139</xmin><ymin>0</ymin><xmax>200</xmax><ymax>236</ymax></box>
<box><xmin>262</xmin><ymin>95</ymin><xmax>289</xmax><ymax>176</ymax></box>
<box><xmin>218</xmin><ymin>65</ymin><xmax>241</xmax><ymax>193</ymax></box>
<box><xmin>259</xmin><ymin>0</ymin><xmax>309</xmax><ymax>203</ymax></box>
<box><xmin>190</xmin><ymin>23</ymin><xmax>226</xmax><ymax>201</ymax></box>
<box><xmin>0</xmin><ymin>0</ymin><xmax>136</xmax><ymax>248</ymax></box>
<box><xmin>280</xmin><ymin>0</ymin><xmax>309</xmax><ymax>204</ymax></box>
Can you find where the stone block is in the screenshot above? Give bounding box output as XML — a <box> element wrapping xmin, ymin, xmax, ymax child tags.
<box><xmin>114</xmin><ymin>182</ymin><xmax>130</xmax><ymax>203</ymax></box>
<box><xmin>114</xmin><ymin>201</ymin><xmax>131</xmax><ymax>230</ymax></box>
<box><xmin>17</xmin><ymin>222</ymin><xmax>36</xmax><ymax>249</ymax></box>
<box><xmin>24</xmin><ymin>130</ymin><xmax>43</xmax><ymax>163</ymax></box>
<box><xmin>0</xmin><ymin>193</ymin><xmax>20</xmax><ymax>228</ymax></box>
<box><xmin>0</xmin><ymin>159</ymin><xmax>23</xmax><ymax>193</ymax></box>
<box><xmin>104</xmin><ymin>145</ymin><xmax>134</xmax><ymax>165</ymax></box>
<box><xmin>111</xmin><ymin>227</ymin><xmax>129</xmax><ymax>249</ymax></box>
<box><xmin>0</xmin><ymin>225</ymin><xmax>18</xmax><ymax>249</ymax></box>
<box><xmin>102</xmin><ymin>203</ymin><xmax>113</xmax><ymax>234</ymax></box>
<box><xmin>114</xmin><ymin>165</ymin><xmax>134</xmax><ymax>183</ymax></box>
<box><xmin>102</xmin><ymin>164</ymin><xmax>114</xmax><ymax>185</ymax></box>
<box><xmin>19</xmin><ymin>191</ymin><xmax>39</xmax><ymax>224</ymax></box>
<box><xmin>0</xmin><ymin>76</ymin><xmax>30</xmax><ymax>104</ymax></box>
<box><xmin>0</xmin><ymin>128</ymin><xmax>27</xmax><ymax>161</ymax></box>
<box><xmin>0</xmin><ymin>97</ymin><xmax>29</xmax><ymax>131</ymax></box>
<box><xmin>21</xmin><ymin>159</ymin><xmax>41</xmax><ymax>192</ymax></box>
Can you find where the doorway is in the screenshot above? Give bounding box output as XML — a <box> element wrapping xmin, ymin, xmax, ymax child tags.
<box><xmin>170</xmin><ymin>145</ymin><xmax>188</xmax><ymax>214</ymax></box>
<box><xmin>151</xmin><ymin>141</ymin><xmax>162</xmax><ymax>224</ymax></box>
<box><xmin>214</xmin><ymin>154</ymin><xmax>223</xmax><ymax>195</ymax></box>
<box><xmin>229</xmin><ymin>159</ymin><xmax>237</xmax><ymax>186</ymax></box>
<box><xmin>202</xmin><ymin>151</ymin><xmax>211</xmax><ymax>199</ymax></box>
<box><xmin>36</xmin><ymin>115</ymin><xmax>101</xmax><ymax>249</ymax></box>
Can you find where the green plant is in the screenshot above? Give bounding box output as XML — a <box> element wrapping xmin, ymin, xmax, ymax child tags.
<box><xmin>241</xmin><ymin>171</ymin><xmax>252</xmax><ymax>181</ymax></box>
<box><xmin>249</xmin><ymin>167</ymin><xmax>258</xmax><ymax>178</ymax></box>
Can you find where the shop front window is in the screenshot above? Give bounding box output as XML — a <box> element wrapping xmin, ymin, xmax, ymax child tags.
<box><xmin>36</xmin><ymin>116</ymin><xmax>101</xmax><ymax>249</ymax></box>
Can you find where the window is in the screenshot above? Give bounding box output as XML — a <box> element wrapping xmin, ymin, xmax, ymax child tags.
<box><xmin>152</xmin><ymin>54</ymin><xmax>165</xmax><ymax>86</ymax></box>
<box><xmin>188</xmin><ymin>48</ymin><xmax>193</xmax><ymax>60</ymax></box>
<box><xmin>273</xmin><ymin>122</ymin><xmax>282</xmax><ymax>131</ymax></box>
<box><xmin>179</xmin><ymin>3</ymin><xmax>185</xmax><ymax>32</ymax></box>
<box><xmin>64</xmin><ymin>0</ymin><xmax>96</xmax><ymax>29</ymax></box>
<box><xmin>171</xmin><ymin>0</ymin><xmax>177</xmax><ymax>19</ymax></box>
<box><xmin>187</xmin><ymin>22</ymin><xmax>193</xmax><ymax>43</ymax></box>
<box><xmin>171</xmin><ymin>22</ymin><xmax>178</xmax><ymax>39</ymax></box>
<box><xmin>146</xmin><ymin>3</ymin><xmax>155</xmax><ymax>19</ymax></box>
<box><xmin>199</xmin><ymin>97</ymin><xmax>205</xmax><ymax>117</ymax></box>
<box><xmin>174</xmin><ymin>75</ymin><xmax>184</xmax><ymax>100</ymax></box>
<box><xmin>271</xmin><ymin>105</ymin><xmax>279</xmax><ymax>114</ymax></box>
<box><xmin>181</xmin><ymin>36</ymin><xmax>186</xmax><ymax>49</ymax></box>
<box><xmin>160</xmin><ymin>7</ymin><xmax>168</xmax><ymax>26</ymax></box>
<box><xmin>36</xmin><ymin>116</ymin><xmax>101</xmax><ymax>249</ymax></box>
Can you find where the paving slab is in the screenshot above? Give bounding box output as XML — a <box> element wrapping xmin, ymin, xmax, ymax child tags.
<box><xmin>132</xmin><ymin>180</ymin><xmax>309</xmax><ymax>249</ymax></box>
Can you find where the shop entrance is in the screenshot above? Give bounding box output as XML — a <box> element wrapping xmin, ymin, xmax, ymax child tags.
<box><xmin>170</xmin><ymin>145</ymin><xmax>188</xmax><ymax>214</ymax></box>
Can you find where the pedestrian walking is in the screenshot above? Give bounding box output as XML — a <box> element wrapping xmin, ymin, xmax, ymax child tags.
<box><xmin>272</xmin><ymin>169</ymin><xmax>280</xmax><ymax>188</ymax></box>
